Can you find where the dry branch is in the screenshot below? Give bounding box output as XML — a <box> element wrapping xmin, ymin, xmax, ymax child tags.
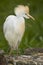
<box><xmin>0</xmin><ymin>48</ymin><xmax>43</xmax><ymax>65</ymax></box>
<box><xmin>5</xmin><ymin>53</ymin><xmax>43</xmax><ymax>65</ymax></box>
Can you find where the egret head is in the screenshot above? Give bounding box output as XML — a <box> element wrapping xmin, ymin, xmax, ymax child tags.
<box><xmin>14</xmin><ymin>5</ymin><xmax>35</xmax><ymax>20</ymax></box>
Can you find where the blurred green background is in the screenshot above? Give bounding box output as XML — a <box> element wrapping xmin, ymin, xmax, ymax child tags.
<box><xmin>0</xmin><ymin>0</ymin><xmax>43</xmax><ymax>53</ymax></box>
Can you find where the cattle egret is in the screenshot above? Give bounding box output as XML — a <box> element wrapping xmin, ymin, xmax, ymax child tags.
<box><xmin>3</xmin><ymin>5</ymin><xmax>35</xmax><ymax>55</ymax></box>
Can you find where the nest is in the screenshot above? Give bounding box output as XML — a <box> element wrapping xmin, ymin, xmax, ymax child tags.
<box><xmin>0</xmin><ymin>48</ymin><xmax>43</xmax><ymax>65</ymax></box>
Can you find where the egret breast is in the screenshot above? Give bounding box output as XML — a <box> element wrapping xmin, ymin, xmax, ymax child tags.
<box><xmin>18</xmin><ymin>22</ymin><xmax>25</xmax><ymax>34</ymax></box>
<box><xmin>14</xmin><ymin>17</ymin><xmax>25</xmax><ymax>35</ymax></box>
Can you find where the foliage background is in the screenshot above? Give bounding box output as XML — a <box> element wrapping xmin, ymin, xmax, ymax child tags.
<box><xmin>0</xmin><ymin>0</ymin><xmax>43</xmax><ymax>53</ymax></box>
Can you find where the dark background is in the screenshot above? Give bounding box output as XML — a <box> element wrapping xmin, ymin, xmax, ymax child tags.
<box><xmin>0</xmin><ymin>0</ymin><xmax>43</xmax><ymax>53</ymax></box>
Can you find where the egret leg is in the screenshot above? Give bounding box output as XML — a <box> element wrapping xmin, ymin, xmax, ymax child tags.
<box><xmin>16</xmin><ymin>48</ymin><xmax>19</xmax><ymax>56</ymax></box>
<box><xmin>16</xmin><ymin>41</ymin><xmax>21</xmax><ymax>56</ymax></box>
<box><xmin>15</xmin><ymin>46</ymin><xmax>20</xmax><ymax>58</ymax></box>
<box><xmin>9</xmin><ymin>48</ymin><xmax>13</xmax><ymax>56</ymax></box>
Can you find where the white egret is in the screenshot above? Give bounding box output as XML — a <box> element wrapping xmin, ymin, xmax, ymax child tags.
<box><xmin>3</xmin><ymin>5</ymin><xmax>35</xmax><ymax>55</ymax></box>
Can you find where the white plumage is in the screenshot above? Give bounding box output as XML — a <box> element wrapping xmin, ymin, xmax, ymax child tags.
<box><xmin>3</xmin><ymin>5</ymin><xmax>35</xmax><ymax>53</ymax></box>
